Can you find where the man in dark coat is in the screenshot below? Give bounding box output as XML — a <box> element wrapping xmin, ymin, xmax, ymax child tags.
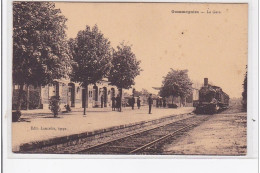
<box><xmin>111</xmin><ymin>96</ymin><xmax>116</xmax><ymax>111</ymax></box>
<box><xmin>137</xmin><ymin>96</ymin><xmax>141</xmax><ymax>109</ymax></box>
<box><xmin>101</xmin><ymin>95</ymin><xmax>104</xmax><ymax>108</ymax></box>
<box><xmin>159</xmin><ymin>98</ymin><xmax>162</xmax><ymax>108</ymax></box>
<box><xmin>156</xmin><ymin>97</ymin><xmax>159</xmax><ymax>108</ymax></box>
<box><xmin>116</xmin><ymin>94</ymin><xmax>121</xmax><ymax>112</ymax></box>
<box><xmin>148</xmin><ymin>94</ymin><xmax>153</xmax><ymax>114</ymax></box>
<box><xmin>163</xmin><ymin>98</ymin><xmax>166</xmax><ymax>108</ymax></box>
<box><xmin>131</xmin><ymin>96</ymin><xmax>135</xmax><ymax>110</ymax></box>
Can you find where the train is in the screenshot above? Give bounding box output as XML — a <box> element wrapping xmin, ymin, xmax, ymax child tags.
<box><xmin>195</xmin><ymin>78</ymin><xmax>229</xmax><ymax>114</ymax></box>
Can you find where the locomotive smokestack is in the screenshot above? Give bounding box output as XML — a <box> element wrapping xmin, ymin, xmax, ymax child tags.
<box><xmin>204</xmin><ymin>78</ymin><xmax>208</xmax><ymax>86</ymax></box>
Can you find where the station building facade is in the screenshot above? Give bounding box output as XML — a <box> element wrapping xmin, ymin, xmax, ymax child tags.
<box><xmin>12</xmin><ymin>78</ymin><xmax>119</xmax><ymax>110</ymax></box>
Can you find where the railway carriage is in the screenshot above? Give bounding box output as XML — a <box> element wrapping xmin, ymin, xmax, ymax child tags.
<box><xmin>195</xmin><ymin>78</ymin><xmax>229</xmax><ymax>114</ymax></box>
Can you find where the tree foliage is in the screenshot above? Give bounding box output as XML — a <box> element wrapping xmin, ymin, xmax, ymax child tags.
<box><xmin>108</xmin><ymin>42</ymin><xmax>141</xmax><ymax>89</ymax></box>
<box><xmin>160</xmin><ymin>69</ymin><xmax>193</xmax><ymax>99</ymax></box>
<box><xmin>69</xmin><ymin>25</ymin><xmax>112</xmax><ymax>87</ymax></box>
<box><xmin>69</xmin><ymin>25</ymin><xmax>112</xmax><ymax>115</ymax></box>
<box><xmin>242</xmin><ymin>66</ymin><xmax>247</xmax><ymax>110</ymax></box>
<box><xmin>13</xmin><ymin>2</ymin><xmax>73</xmax><ymax>86</ymax></box>
<box><xmin>135</xmin><ymin>89</ymin><xmax>151</xmax><ymax>97</ymax></box>
<box><xmin>13</xmin><ymin>2</ymin><xmax>72</xmax><ymax>113</ymax></box>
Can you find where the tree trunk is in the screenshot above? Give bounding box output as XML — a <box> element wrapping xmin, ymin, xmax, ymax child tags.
<box><xmin>54</xmin><ymin>110</ymin><xmax>58</xmax><ymax>118</ymax></box>
<box><xmin>172</xmin><ymin>96</ymin><xmax>174</xmax><ymax>104</ymax></box>
<box><xmin>119</xmin><ymin>88</ymin><xmax>122</xmax><ymax>112</ymax></box>
<box><xmin>26</xmin><ymin>84</ymin><xmax>29</xmax><ymax>110</ymax></box>
<box><xmin>16</xmin><ymin>84</ymin><xmax>24</xmax><ymax>112</ymax></box>
<box><xmin>38</xmin><ymin>85</ymin><xmax>42</xmax><ymax>109</ymax></box>
<box><xmin>83</xmin><ymin>85</ymin><xmax>88</xmax><ymax>115</ymax></box>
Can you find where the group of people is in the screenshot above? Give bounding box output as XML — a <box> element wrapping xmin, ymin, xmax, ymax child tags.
<box><xmin>131</xmin><ymin>95</ymin><xmax>154</xmax><ymax>114</ymax></box>
<box><xmin>131</xmin><ymin>94</ymin><xmax>153</xmax><ymax>114</ymax></box>
<box><xmin>110</xmin><ymin>94</ymin><xmax>156</xmax><ymax>114</ymax></box>
<box><xmin>130</xmin><ymin>96</ymin><xmax>141</xmax><ymax>110</ymax></box>
<box><xmin>111</xmin><ymin>95</ymin><xmax>122</xmax><ymax>112</ymax></box>
<box><xmin>111</xmin><ymin>94</ymin><xmax>153</xmax><ymax>114</ymax></box>
<box><xmin>156</xmin><ymin>97</ymin><xmax>167</xmax><ymax>108</ymax></box>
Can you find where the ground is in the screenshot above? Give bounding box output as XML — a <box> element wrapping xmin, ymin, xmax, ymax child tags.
<box><xmin>162</xmin><ymin>100</ymin><xmax>247</xmax><ymax>155</ymax></box>
<box><xmin>12</xmin><ymin>106</ymin><xmax>194</xmax><ymax>151</ymax></box>
<box><xmin>12</xmin><ymin>99</ymin><xmax>247</xmax><ymax>156</ymax></box>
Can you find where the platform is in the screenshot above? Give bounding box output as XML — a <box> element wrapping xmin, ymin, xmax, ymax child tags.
<box><xmin>12</xmin><ymin>106</ymin><xmax>194</xmax><ymax>151</ymax></box>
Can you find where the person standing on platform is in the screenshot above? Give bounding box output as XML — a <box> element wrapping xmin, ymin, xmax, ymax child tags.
<box><xmin>159</xmin><ymin>98</ymin><xmax>162</xmax><ymax>108</ymax></box>
<box><xmin>137</xmin><ymin>96</ymin><xmax>141</xmax><ymax>109</ymax></box>
<box><xmin>101</xmin><ymin>95</ymin><xmax>104</xmax><ymax>108</ymax></box>
<box><xmin>111</xmin><ymin>95</ymin><xmax>116</xmax><ymax>111</ymax></box>
<box><xmin>156</xmin><ymin>97</ymin><xmax>159</xmax><ymax>108</ymax></box>
<box><xmin>148</xmin><ymin>94</ymin><xmax>153</xmax><ymax>114</ymax></box>
<box><xmin>116</xmin><ymin>94</ymin><xmax>121</xmax><ymax>112</ymax></box>
<box><xmin>163</xmin><ymin>98</ymin><xmax>166</xmax><ymax>108</ymax></box>
<box><xmin>131</xmin><ymin>96</ymin><xmax>135</xmax><ymax>110</ymax></box>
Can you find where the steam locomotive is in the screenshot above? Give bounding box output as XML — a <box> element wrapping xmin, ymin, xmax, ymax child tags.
<box><xmin>195</xmin><ymin>78</ymin><xmax>229</xmax><ymax>114</ymax></box>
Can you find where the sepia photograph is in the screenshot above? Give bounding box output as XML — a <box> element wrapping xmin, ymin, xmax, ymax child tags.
<box><xmin>11</xmin><ymin>2</ymin><xmax>248</xmax><ymax>155</ymax></box>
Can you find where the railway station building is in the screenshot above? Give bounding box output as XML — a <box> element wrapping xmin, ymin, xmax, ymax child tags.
<box><xmin>12</xmin><ymin>78</ymin><xmax>119</xmax><ymax>110</ymax></box>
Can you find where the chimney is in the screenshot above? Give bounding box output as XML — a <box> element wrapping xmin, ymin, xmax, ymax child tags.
<box><xmin>204</xmin><ymin>78</ymin><xmax>208</xmax><ymax>87</ymax></box>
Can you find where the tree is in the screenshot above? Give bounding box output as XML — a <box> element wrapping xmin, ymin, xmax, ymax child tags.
<box><xmin>242</xmin><ymin>66</ymin><xmax>247</xmax><ymax>111</ymax></box>
<box><xmin>134</xmin><ymin>90</ymin><xmax>142</xmax><ymax>97</ymax></box>
<box><xmin>69</xmin><ymin>25</ymin><xmax>112</xmax><ymax>115</ymax></box>
<box><xmin>141</xmin><ymin>88</ymin><xmax>151</xmax><ymax>96</ymax></box>
<box><xmin>13</xmin><ymin>2</ymin><xmax>73</xmax><ymax>114</ymax></box>
<box><xmin>108</xmin><ymin>42</ymin><xmax>142</xmax><ymax>111</ymax></box>
<box><xmin>135</xmin><ymin>89</ymin><xmax>151</xmax><ymax>97</ymax></box>
<box><xmin>160</xmin><ymin>69</ymin><xmax>193</xmax><ymax>107</ymax></box>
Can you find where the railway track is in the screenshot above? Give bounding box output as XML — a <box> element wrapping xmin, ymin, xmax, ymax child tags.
<box><xmin>24</xmin><ymin>114</ymin><xmax>211</xmax><ymax>154</ymax></box>
<box><xmin>78</xmin><ymin>115</ymin><xmax>210</xmax><ymax>154</ymax></box>
<box><xmin>23</xmin><ymin>113</ymin><xmax>194</xmax><ymax>154</ymax></box>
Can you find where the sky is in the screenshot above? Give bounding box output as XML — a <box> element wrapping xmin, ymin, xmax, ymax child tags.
<box><xmin>55</xmin><ymin>3</ymin><xmax>248</xmax><ymax>98</ymax></box>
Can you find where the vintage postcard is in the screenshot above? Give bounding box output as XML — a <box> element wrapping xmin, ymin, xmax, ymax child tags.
<box><xmin>11</xmin><ymin>2</ymin><xmax>248</xmax><ymax>156</ymax></box>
